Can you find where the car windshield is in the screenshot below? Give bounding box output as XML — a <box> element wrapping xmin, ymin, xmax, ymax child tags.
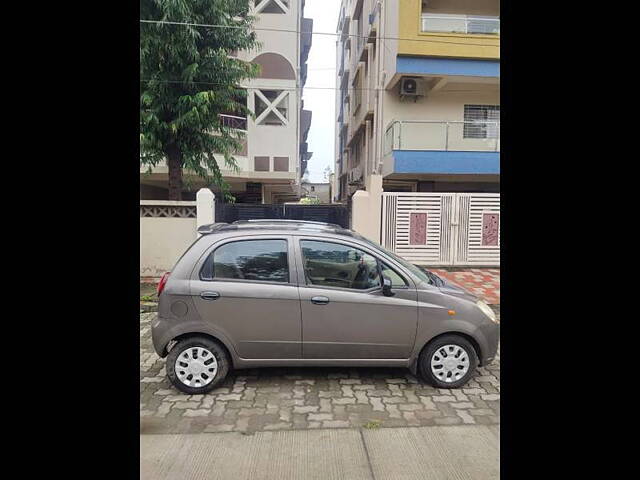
<box><xmin>359</xmin><ymin>238</ymin><xmax>434</xmax><ymax>285</ymax></box>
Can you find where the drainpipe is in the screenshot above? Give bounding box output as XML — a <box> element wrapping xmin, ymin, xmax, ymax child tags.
<box><xmin>296</xmin><ymin>3</ymin><xmax>302</xmax><ymax>199</ymax></box>
<box><xmin>375</xmin><ymin>0</ymin><xmax>386</xmax><ymax>175</ymax></box>
<box><xmin>364</xmin><ymin>119</ymin><xmax>371</xmax><ymax>186</ymax></box>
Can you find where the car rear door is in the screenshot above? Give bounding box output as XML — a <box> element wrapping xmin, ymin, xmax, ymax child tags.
<box><xmin>191</xmin><ymin>235</ymin><xmax>302</xmax><ymax>359</ymax></box>
<box><xmin>294</xmin><ymin>236</ymin><xmax>418</xmax><ymax>359</ymax></box>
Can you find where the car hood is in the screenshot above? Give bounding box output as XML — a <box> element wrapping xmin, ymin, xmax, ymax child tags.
<box><xmin>437</xmin><ymin>276</ymin><xmax>479</xmax><ymax>302</ymax></box>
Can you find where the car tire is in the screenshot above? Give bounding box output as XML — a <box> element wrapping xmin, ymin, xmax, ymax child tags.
<box><xmin>419</xmin><ymin>335</ymin><xmax>478</xmax><ymax>389</ymax></box>
<box><xmin>166</xmin><ymin>336</ymin><xmax>230</xmax><ymax>394</ymax></box>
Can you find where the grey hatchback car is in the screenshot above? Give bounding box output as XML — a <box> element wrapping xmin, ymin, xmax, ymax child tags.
<box><xmin>151</xmin><ymin>220</ymin><xmax>499</xmax><ymax>394</ymax></box>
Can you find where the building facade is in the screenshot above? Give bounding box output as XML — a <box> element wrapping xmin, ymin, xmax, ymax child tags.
<box><xmin>300</xmin><ymin>181</ymin><xmax>332</xmax><ymax>204</ymax></box>
<box><xmin>333</xmin><ymin>0</ymin><xmax>499</xmax><ymax>202</ymax></box>
<box><xmin>140</xmin><ymin>0</ymin><xmax>313</xmax><ymax>203</ymax></box>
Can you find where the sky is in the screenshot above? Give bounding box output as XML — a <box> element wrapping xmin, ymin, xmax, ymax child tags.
<box><xmin>302</xmin><ymin>0</ymin><xmax>341</xmax><ymax>183</ymax></box>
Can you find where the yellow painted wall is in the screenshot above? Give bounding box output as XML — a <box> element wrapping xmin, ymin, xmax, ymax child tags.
<box><xmin>398</xmin><ymin>0</ymin><xmax>499</xmax><ymax>60</ymax></box>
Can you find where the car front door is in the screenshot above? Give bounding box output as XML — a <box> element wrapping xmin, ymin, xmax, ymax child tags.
<box><xmin>295</xmin><ymin>237</ymin><xmax>418</xmax><ymax>359</ymax></box>
<box><xmin>191</xmin><ymin>235</ymin><xmax>302</xmax><ymax>359</ymax></box>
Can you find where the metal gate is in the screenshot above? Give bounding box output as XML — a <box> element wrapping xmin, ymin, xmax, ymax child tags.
<box><xmin>215</xmin><ymin>203</ymin><xmax>351</xmax><ymax>228</ymax></box>
<box><xmin>381</xmin><ymin>193</ymin><xmax>500</xmax><ymax>266</ymax></box>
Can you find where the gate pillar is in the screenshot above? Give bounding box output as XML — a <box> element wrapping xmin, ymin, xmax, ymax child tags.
<box><xmin>351</xmin><ymin>174</ymin><xmax>383</xmax><ymax>243</ymax></box>
<box><xmin>196</xmin><ymin>188</ymin><xmax>215</xmax><ymax>234</ymax></box>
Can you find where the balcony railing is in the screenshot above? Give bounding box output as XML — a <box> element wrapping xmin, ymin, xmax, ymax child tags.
<box><xmin>384</xmin><ymin>120</ymin><xmax>500</xmax><ymax>155</ymax></box>
<box><xmin>421</xmin><ymin>14</ymin><xmax>500</xmax><ymax>35</ymax></box>
<box><xmin>219</xmin><ymin>114</ymin><xmax>247</xmax><ymax>131</ymax></box>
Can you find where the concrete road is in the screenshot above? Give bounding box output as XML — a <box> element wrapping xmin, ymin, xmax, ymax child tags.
<box><xmin>141</xmin><ymin>424</ymin><xmax>499</xmax><ymax>480</ymax></box>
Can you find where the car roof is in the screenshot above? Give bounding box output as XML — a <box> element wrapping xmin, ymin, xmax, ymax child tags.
<box><xmin>197</xmin><ymin>220</ymin><xmax>363</xmax><ymax>240</ymax></box>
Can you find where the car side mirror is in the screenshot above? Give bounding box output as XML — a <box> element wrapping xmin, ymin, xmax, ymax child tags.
<box><xmin>382</xmin><ymin>276</ymin><xmax>394</xmax><ymax>297</ymax></box>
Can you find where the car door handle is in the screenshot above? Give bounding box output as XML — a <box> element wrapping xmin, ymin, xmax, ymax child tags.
<box><xmin>311</xmin><ymin>296</ymin><xmax>330</xmax><ymax>305</ymax></box>
<box><xmin>200</xmin><ymin>291</ymin><xmax>220</xmax><ymax>301</ymax></box>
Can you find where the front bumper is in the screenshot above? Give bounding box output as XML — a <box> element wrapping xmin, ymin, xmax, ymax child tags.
<box><xmin>478</xmin><ymin>322</ymin><xmax>500</xmax><ymax>366</ymax></box>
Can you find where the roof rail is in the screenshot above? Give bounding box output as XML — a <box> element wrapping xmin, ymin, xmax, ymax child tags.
<box><xmin>232</xmin><ymin>219</ymin><xmax>341</xmax><ymax>228</ymax></box>
<box><xmin>197</xmin><ymin>222</ymin><xmax>229</xmax><ymax>235</ymax></box>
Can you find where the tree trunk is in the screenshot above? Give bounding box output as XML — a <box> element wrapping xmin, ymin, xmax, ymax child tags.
<box><xmin>166</xmin><ymin>145</ymin><xmax>183</xmax><ymax>201</ymax></box>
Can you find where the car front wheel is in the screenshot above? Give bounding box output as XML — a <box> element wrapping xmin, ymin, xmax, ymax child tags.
<box><xmin>419</xmin><ymin>335</ymin><xmax>478</xmax><ymax>389</ymax></box>
<box><xmin>166</xmin><ymin>336</ymin><xmax>230</xmax><ymax>394</ymax></box>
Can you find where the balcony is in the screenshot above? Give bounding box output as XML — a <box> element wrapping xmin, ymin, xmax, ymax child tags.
<box><xmin>397</xmin><ymin>0</ymin><xmax>499</xmax><ymax>60</ymax></box>
<box><xmin>384</xmin><ymin>120</ymin><xmax>500</xmax><ymax>175</ymax></box>
<box><xmin>421</xmin><ymin>14</ymin><xmax>500</xmax><ymax>35</ymax></box>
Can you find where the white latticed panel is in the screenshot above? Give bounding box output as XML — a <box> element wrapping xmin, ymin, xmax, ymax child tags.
<box><xmin>140</xmin><ymin>206</ymin><xmax>196</xmax><ymax>218</ymax></box>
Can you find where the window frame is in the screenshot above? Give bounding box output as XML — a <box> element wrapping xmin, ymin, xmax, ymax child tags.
<box><xmin>380</xmin><ymin>261</ymin><xmax>410</xmax><ymax>289</ymax></box>
<box><xmin>254</xmin><ymin>89</ymin><xmax>289</xmax><ymax>126</ymax></box>
<box><xmin>463</xmin><ymin>104</ymin><xmax>500</xmax><ymax>139</ymax></box>
<box><xmin>197</xmin><ymin>235</ymin><xmax>297</xmax><ymax>286</ymax></box>
<box><xmin>294</xmin><ymin>236</ymin><xmax>411</xmax><ymax>293</ymax></box>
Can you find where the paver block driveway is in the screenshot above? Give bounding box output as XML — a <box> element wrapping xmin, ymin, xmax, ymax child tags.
<box><xmin>141</xmin><ymin>313</ymin><xmax>500</xmax><ymax>435</ymax></box>
<box><xmin>429</xmin><ymin>268</ymin><xmax>500</xmax><ymax>305</ymax></box>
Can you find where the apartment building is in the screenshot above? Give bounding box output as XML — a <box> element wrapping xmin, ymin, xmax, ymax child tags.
<box><xmin>334</xmin><ymin>0</ymin><xmax>499</xmax><ymax>202</ymax></box>
<box><xmin>140</xmin><ymin>0</ymin><xmax>313</xmax><ymax>203</ymax></box>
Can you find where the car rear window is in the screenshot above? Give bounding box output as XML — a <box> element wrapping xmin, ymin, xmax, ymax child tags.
<box><xmin>201</xmin><ymin>239</ymin><xmax>289</xmax><ymax>283</ymax></box>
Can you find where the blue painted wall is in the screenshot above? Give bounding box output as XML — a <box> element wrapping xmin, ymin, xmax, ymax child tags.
<box><xmin>396</xmin><ymin>56</ymin><xmax>500</xmax><ymax>77</ymax></box>
<box><xmin>393</xmin><ymin>150</ymin><xmax>500</xmax><ymax>174</ymax></box>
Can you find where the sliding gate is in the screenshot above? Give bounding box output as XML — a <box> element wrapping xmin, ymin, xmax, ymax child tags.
<box><xmin>381</xmin><ymin>193</ymin><xmax>500</xmax><ymax>266</ymax></box>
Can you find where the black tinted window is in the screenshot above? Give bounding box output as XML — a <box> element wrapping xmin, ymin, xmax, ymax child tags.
<box><xmin>204</xmin><ymin>240</ymin><xmax>289</xmax><ymax>283</ymax></box>
<box><xmin>300</xmin><ymin>240</ymin><xmax>381</xmax><ymax>290</ymax></box>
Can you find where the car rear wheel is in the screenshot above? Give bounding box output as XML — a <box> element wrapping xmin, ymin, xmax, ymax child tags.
<box><xmin>419</xmin><ymin>335</ymin><xmax>478</xmax><ymax>389</ymax></box>
<box><xmin>166</xmin><ymin>336</ymin><xmax>230</xmax><ymax>394</ymax></box>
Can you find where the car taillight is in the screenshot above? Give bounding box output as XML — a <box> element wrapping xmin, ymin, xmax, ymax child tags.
<box><xmin>157</xmin><ymin>272</ymin><xmax>170</xmax><ymax>296</ymax></box>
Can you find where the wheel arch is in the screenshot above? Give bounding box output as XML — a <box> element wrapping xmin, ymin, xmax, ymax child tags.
<box><xmin>163</xmin><ymin>331</ymin><xmax>235</xmax><ymax>367</ymax></box>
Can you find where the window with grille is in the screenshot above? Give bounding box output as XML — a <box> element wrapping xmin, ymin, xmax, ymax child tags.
<box><xmin>463</xmin><ymin>105</ymin><xmax>500</xmax><ymax>139</ymax></box>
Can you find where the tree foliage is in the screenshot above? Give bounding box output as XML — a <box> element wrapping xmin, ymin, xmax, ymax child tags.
<box><xmin>140</xmin><ymin>0</ymin><xmax>260</xmax><ymax>200</ymax></box>
<box><xmin>299</xmin><ymin>196</ymin><xmax>321</xmax><ymax>205</ymax></box>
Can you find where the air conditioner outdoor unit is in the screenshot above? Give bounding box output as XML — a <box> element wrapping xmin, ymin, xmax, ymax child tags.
<box><xmin>399</xmin><ymin>77</ymin><xmax>425</xmax><ymax>99</ymax></box>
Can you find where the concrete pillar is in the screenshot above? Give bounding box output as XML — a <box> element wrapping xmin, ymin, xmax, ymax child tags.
<box><xmin>351</xmin><ymin>174</ymin><xmax>383</xmax><ymax>244</ymax></box>
<box><xmin>196</xmin><ymin>188</ymin><xmax>215</xmax><ymax>233</ymax></box>
<box><xmin>367</xmin><ymin>174</ymin><xmax>383</xmax><ymax>243</ymax></box>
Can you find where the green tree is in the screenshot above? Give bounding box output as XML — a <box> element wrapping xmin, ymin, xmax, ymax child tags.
<box><xmin>140</xmin><ymin>0</ymin><xmax>259</xmax><ymax>200</ymax></box>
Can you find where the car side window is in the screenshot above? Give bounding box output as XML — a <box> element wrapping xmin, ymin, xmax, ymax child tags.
<box><xmin>381</xmin><ymin>262</ymin><xmax>409</xmax><ymax>288</ymax></box>
<box><xmin>201</xmin><ymin>239</ymin><xmax>289</xmax><ymax>283</ymax></box>
<box><xmin>300</xmin><ymin>240</ymin><xmax>381</xmax><ymax>290</ymax></box>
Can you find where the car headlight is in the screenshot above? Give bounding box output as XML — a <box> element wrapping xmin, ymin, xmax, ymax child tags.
<box><xmin>476</xmin><ymin>300</ymin><xmax>499</xmax><ymax>324</ymax></box>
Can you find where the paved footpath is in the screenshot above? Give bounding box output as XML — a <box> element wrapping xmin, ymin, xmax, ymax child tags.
<box><xmin>141</xmin><ymin>424</ymin><xmax>499</xmax><ymax>480</ymax></box>
<box><xmin>141</xmin><ymin>310</ymin><xmax>500</xmax><ymax>435</ymax></box>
